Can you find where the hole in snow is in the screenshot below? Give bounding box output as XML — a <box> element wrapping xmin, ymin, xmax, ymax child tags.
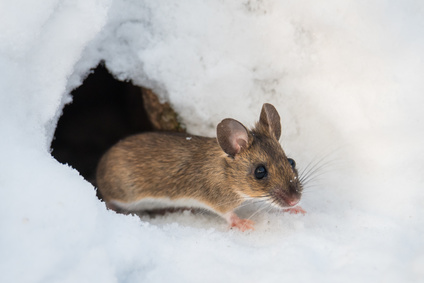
<box><xmin>50</xmin><ymin>64</ymin><xmax>154</xmax><ymax>185</ymax></box>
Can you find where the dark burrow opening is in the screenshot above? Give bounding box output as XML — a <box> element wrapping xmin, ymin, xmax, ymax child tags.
<box><xmin>50</xmin><ymin>64</ymin><xmax>183</xmax><ymax>186</ymax></box>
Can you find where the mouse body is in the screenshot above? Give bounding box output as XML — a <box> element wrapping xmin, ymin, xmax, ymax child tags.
<box><xmin>96</xmin><ymin>103</ymin><xmax>305</xmax><ymax>231</ymax></box>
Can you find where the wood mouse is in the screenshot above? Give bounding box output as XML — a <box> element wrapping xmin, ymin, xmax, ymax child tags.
<box><xmin>96</xmin><ymin>103</ymin><xmax>305</xmax><ymax>231</ymax></box>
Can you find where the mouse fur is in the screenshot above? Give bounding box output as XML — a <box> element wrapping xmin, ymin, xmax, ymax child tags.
<box><xmin>96</xmin><ymin>103</ymin><xmax>304</xmax><ymax>230</ymax></box>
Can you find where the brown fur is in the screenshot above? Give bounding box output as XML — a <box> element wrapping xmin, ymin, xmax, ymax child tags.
<box><xmin>96</xmin><ymin>103</ymin><xmax>302</xmax><ymax>218</ymax></box>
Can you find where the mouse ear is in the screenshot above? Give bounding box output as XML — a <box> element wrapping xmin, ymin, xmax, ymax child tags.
<box><xmin>217</xmin><ymin>118</ymin><xmax>249</xmax><ymax>157</ymax></box>
<box><xmin>259</xmin><ymin>103</ymin><xmax>281</xmax><ymax>140</ymax></box>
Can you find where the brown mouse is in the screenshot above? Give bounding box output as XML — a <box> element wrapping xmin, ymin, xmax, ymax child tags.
<box><xmin>96</xmin><ymin>103</ymin><xmax>305</xmax><ymax>231</ymax></box>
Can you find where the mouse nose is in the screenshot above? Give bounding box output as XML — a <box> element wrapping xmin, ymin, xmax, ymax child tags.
<box><xmin>286</xmin><ymin>199</ymin><xmax>299</xmax><ymax>207</ymax></box>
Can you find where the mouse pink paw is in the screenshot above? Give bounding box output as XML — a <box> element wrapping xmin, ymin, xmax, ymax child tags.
<box><xmin>230</xmin><ymin>218</ymin><xmax>255</xmax><ymax>231</ymax></box>
<box><xmin>283</xmin><ymin>206</ymin><xmax>306</xmax><ymax>215</ymax></box>
<box><xmin>225</xmin><ymin>212</ymin><xmax>255</xmax><ymax>231</ymax></box>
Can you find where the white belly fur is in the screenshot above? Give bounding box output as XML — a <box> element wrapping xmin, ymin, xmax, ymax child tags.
<box><xmin>110</xmin><ymin>197</ymin><xmax>216</xmax><ymax>214</ymax></box>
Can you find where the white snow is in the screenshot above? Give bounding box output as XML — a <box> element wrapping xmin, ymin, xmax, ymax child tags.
<box><xmin>1</xmin><ymin>0</ymin><xmax>424</xmax><ymax>282</ymax></box>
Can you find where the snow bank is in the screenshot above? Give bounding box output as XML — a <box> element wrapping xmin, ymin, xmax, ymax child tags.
<box><xmin>1</xmin><ymin>0</ymin><xmax>424</xmax><ymax>282</ymax></box>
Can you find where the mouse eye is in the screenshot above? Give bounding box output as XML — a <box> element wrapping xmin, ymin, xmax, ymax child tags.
<box><xmin>254</xmin><ymin>165</ymin><xmax>267</xmax><ymax>180</ymax></box>
<box><xmin>288</xmin><ymin>158</ymin><xmax>296</xmax><ymax>169</ymax></box>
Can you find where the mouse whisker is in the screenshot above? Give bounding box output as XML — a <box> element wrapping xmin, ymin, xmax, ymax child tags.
<box><xmin>299</xmin><ymin>158</ymin><xmax>336</xmax><ymax>185</ymax></box>
<box><xmin>298</xmin><ymin>150</ymin><xmax>340</xmax><ymax>183</ymax></box>
<box><xmin>213</xmin><ymin>193</ymin><xmax>273</xmax><ymax>210</ymax></box>
<box><xmin>301</xmin><ymin>165</ymin><xmax>336</xmax><ymax>187</ymax></box>
<box><xmin>245</xmin><ymin>201</ymin><xmax>272</xmax><ymax>223</ymax></box>
<box><xmin>302</xmin><ymin>174</ymin><xmax>327</xmax><ymax>187</ymax></box>
<box><xmin>255</xmin><ymin>193</ymin><xmax>273</xmax><ymax>199</ymax></box>
<box><xmin>212</xmin><ymin>196</ymin><xmax>252</xmax><ymax>209</ymax></box>
<box><xmin>298</xmin><ymin>152</ymin><xmax>330</xmax><ymax>180</ymax></box>
<box><xmin>300</xmin><ymin>190</ymin><xmax>319</xmax><ymax>195</ymax></box>
<box><xmin>265</xmin><ymin>204</ymin><xmax>275</xmax><ymax>215</ymax></box>
<box><xmin>298</xmin><ymin>159</ymin><xmax>317</xmax><ymax>181</ymax></box>
<box><xmin>301</xmin><ymin>163</ymin><xmax>329</xmax><ymax>181</ymax></box>
<box><xmin>301</xmin><ymin>184</ymin><xmax>323</xmax><ymax>191</ymax></box>
<box><xmin>232</xmin><ymin>197</ymin><xmax>272</xmax><ymax>211</ymax></box>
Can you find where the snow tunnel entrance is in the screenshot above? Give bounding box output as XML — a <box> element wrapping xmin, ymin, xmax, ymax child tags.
<box><xmin>50</xmin><ymin>64</ymin><xmax>183</xmax><ymax>186</ymax></box>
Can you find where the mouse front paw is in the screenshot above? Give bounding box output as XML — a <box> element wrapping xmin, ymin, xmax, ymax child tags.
<box><xmin>230</xmin><ymin>218</ymin><xmax>255</xmax><ymax>232</ymax></box>
<box><xmin>225</xmin><ymin>212</ymin><xmax>255</xmax><ymax>231</ymax></box>
<box><xmin>283</xmin><ymin>206</ymin><xmax>306</xmax><ymax>215</ymax></box>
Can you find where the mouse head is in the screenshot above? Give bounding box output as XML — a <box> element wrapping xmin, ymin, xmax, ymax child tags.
<box><xmin>217</xmin><ymin>103</ymin><xmax>302</xmax><ymax>208</ymax></box>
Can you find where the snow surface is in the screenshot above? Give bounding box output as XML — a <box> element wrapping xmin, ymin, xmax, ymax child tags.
<box><xmin>1</xmin><ymin>0</ymin><xmax>424</xmax><ymax>282</ymax></box>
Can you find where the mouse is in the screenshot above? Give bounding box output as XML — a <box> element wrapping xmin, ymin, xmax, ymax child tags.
<box><xmin>96</xmin><ymin>103</ymin><xmax>305</xmax><ymax>231</ymax></box>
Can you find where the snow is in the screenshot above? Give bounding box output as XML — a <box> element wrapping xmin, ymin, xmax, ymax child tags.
<box><xmin>1</xmin><ymin>0</ymin><xmax>424</xmax><ymax>282</ymax></box>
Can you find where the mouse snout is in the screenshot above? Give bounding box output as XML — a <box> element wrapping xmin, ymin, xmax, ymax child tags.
<box><xmin>270</xmin><ymin>186</ymin><xmax>302</xmax><ymax>208</ymax></box>
<box><xmin>286</xmin><ymin>198</ymin><xmax>299</xmax><ymax>207</ymax></box>
<box><xmin>283</xmin><ymin>192</ymin><xmax>301</xmax><ymax>207</ymax></box>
